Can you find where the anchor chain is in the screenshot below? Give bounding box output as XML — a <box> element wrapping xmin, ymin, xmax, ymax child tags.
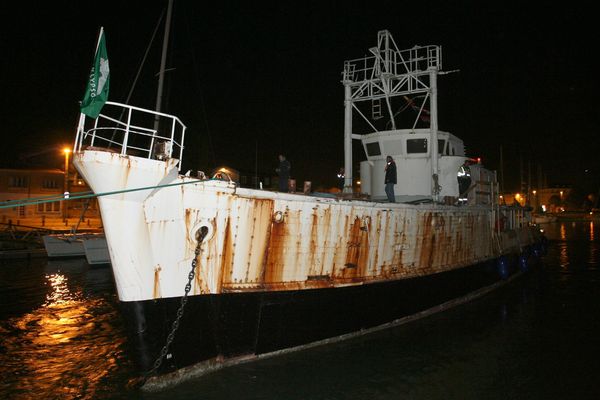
<box><xmin>143</xmin><ymin>226</ymin><xmax>209</xmax><ymax>381</ymax></box>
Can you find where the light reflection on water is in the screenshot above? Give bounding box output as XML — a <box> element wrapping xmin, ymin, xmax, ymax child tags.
<box><xmin>0</xmin><ymin>259</ymin><xmax>131</xmax><ymax>399</ymax></box>
<box><xmin>559</xmin><ymin>245</ymin><xmax>570</xmax><ymax>269</ymax></box>
<box><xmin>542</xmin><ymin>221</ymin><xmax>600</xmax><ymax>271</ymax></box>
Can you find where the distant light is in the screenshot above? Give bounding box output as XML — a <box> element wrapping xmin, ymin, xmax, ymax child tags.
<box><xmin>63</xmin><ymin>147</ymin><xmax>71</xmax><ymax>154</ymax></box>
<box><xmin>356</xmin><ymin>180</ymin><xmax>361</xmax><ymax>185</ymax></box>
<box><xmin>532</xmin><ymin>190</ymin><xmax>537</xmax><ymax>195</ymax></box>
<box><xmin>219</xmin><ymin>167</ymin><xmax>229</xmax><ymax>173</ymax></box>
<box><xmin>476</xmin><ymin>157</ymin><xmax>481</xmax><ymax>164</ymax></box>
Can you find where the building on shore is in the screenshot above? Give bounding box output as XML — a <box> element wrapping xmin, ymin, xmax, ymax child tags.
<box><xmin>0</xmin><ymin>168</ymin><xmax>102</xmax><ymax>231</ymax></box>
<box><xmin>501</xmin><ymin>187</ymin><xmax>572</xmax><ymax>213</ymax></box>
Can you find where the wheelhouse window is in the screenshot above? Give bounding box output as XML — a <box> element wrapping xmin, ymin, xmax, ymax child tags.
<box><xmin>406</xmin><ymin>138</ymin><xmax>428</xmax><ymax>154</ymax></box>
<box><xmin>365</xmin><ymin>142</ymin><xmax>381</xmax><ymax>156</ymax></box>
<box><xmin>438</xmin><ymin>139</ymin><xmax>447</xmax><ymax>155</ymax></box>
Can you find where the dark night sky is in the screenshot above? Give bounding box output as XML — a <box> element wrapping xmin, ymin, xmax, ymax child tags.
<box><xmin>1</xmin><ymin>1</ymin><xmax>597</xmax><ymax>191</ymax></box>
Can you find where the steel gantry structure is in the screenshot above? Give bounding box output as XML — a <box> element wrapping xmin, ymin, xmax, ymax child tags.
<box><xmin>341</xmin><ymin>30</ymin><xmax>442</xmax><ymax>199</ymax></box>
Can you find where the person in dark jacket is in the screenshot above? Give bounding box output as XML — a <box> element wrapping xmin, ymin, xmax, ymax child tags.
<box><xmin>384</xmin><ymin>155</ymin><xmax>397</xmax><ymax>202</ymax></box>
<box><xmin>276</xmin><ymin>154</ymin><xmax>291</xmax><ymax>192</ymax></box>
<box><xmin>337</xmin><ymin>167</ymin><xmax>345</xmax><ymax>191</ymax></box>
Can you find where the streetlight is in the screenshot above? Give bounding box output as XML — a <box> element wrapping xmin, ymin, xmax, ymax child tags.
<box><xmin>63</xmin><ymin>147</ymin><xmax>71</xmax><ymax>219</ymax></box>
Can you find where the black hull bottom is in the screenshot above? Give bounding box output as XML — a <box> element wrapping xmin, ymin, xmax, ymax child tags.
<box><xmin>121</xmin><ymin>254</ymin><xmax>536</xmax><ymax>389</ymax></box>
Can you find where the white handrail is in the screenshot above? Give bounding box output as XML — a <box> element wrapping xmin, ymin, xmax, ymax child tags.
<box><xmin>74</xmin><ymin>101</ymin><xmax>187</xmax><ymax>170</ymax></box>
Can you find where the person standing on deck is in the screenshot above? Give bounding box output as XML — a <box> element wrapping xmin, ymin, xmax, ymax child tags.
<box><xmin>337</xmin><ymin>167</ymin><xmax>345</xmax><ymax>191</ymax></box>
<box><xmin>276</xmin><ymin>154</ymin><xmax>291</xmax><ymax>192</ymax></box>
<box><xmin>457</xmin><ymin>159</ymin><xmax>472</xmax><ymax>204</ymax></box>
<box><xmin>384</xmin><ymin>155</ymin><xmax>397</xmax><ymax>203</ymax></box>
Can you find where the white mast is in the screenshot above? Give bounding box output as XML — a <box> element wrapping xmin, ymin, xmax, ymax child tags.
<box><xmin>343</xmin><ymin>84</ymin><xmax>353</xmax><ymax>192</ymax></box>
<box><xmin>429</xmin><ymin>64</ymin><xmax>440</xmax><ymax>201</ymax></box>
<box><xmin>153</xmin><ymin>0</ymin><xmax>174</xmax><ymax>132</ymax></box>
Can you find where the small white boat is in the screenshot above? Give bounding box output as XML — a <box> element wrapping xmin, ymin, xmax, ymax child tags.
<box><xmin>42</xmin><ymin>233</ymin><xmax>87</xmax><ymax>257</ymax></box>
<box><xmin>82</xmin><ymin>236</ymin><xmax>110</xmax><ymax>265</ymax></box>
<box><xmin>42</xmin><ymin>232</ymin><xmax>107</xmax><ymax>262</ymax></box>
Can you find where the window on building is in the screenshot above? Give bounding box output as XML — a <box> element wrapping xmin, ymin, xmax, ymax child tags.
<box><xmin>37</xmin><ymin>202</ymin><xmax>60</xmax><ymax>213</ymax></box>
<box><xmin>9</xmin><ymin>176</ymin><xmax>28</xmax><ymax>188</ymax></box>
<box><xmin>406</xmin><ymin>138</ymin><xmax>428</xmax><ymax>154</ymax></box>
<box><xmin>42</xmin><ymin>179</ymin><xmax>59</xmax><ymax>189</ymax></box>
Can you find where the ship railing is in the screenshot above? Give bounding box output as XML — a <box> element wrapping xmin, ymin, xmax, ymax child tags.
<box><xmin>342</xmin><ymin>44</ymin><xmax>441</xmax><ymax>85</ymax></box>
<box><xmin>74</xmin><ymin>101</ymin><xmax>187</xmax><ymax>170</ymax></box>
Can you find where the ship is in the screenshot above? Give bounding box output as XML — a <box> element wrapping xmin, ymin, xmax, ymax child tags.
<box><xmin>72</xmin><ymin>30</ymin><xmax>543</xmax><ymax>389</ymax></box>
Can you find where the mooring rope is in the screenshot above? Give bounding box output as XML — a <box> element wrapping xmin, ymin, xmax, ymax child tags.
<box><xmin>0</xmin><ymin>179</ymin><xmax>207</xmax><ymax>210</ymax></box>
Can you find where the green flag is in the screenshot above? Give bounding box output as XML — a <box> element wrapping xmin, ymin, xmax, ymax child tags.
<box><xmin>80</xmin><ymin>27</ymin><xmax>110</xmax><ymax>118</ymax></box>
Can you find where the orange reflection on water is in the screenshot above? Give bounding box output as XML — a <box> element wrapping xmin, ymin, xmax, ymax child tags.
<box><xmin>3</xmin><ymin>272</ymin><xmax>126</xmax><ymax>399</ymax></box>
<box><xmin>557</xmin><ymin>223</ymin><xmax>570</xmax><ymax>268</ymax></box>
<box><xmin>589</xmin><ymin>222</ymin><xmax>599</xmax><ymax>267</ymax></box>
<box><xmin>45</xmin><ymin>273</ymin><xmax>72</xmax><ymax>305</ymax></box>
<box><xmin>559</xmin><ymin>244</ymin><xmax>569</xmax><ymax>269</ymax></box>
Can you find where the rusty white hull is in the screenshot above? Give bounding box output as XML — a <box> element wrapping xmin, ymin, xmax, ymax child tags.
<box><xmin>74</xmin><ymin>150</ymin><xmax>535</xmax><ymax>303</ymax></box>
<box><xmin>73</xmin><ymin>150</ymin><xmax>542</xmax><ymax>386</ymax></box>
